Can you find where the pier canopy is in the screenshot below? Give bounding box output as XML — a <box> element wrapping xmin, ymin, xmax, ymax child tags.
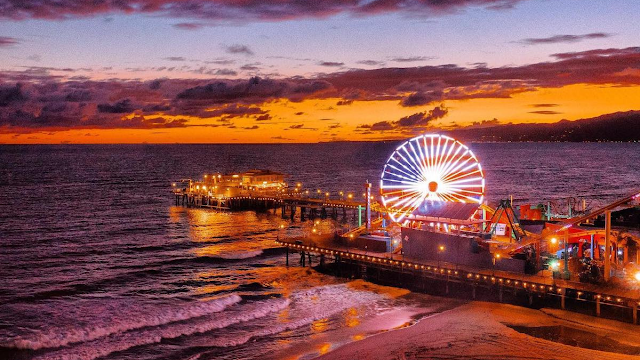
<box><xmin>380</xmin><ymin>134</ymin><xmax>485</xmax><ymax>223</ymax></box>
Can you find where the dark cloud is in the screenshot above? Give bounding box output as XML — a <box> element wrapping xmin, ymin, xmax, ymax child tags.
<box><xmin>289</xmin><ymin>124</ymin><xmax>304</xmax><ymax>129</ymax></box>
<box><xmin>0</xmin><ymin>84</ymin><xmax>27</xmax><ymax>106</ymax></box>
<box><xmin>271</xmin><ymin>135</ymin><xmax>293</xmax><ymax>140</ymax></box>
<box><xmin>395</xmin><ymin>106</ymin><xmax>448</xmax><ymax>127</ymax></box>
<box><xmin>97</xmin><ymin>99</ymin><xmax>135</xmax><ymax>113</ymax></box>
<box><xmin>175</xmin><ymin>76</ymin><xmax>333</xmax><ymax>105</ymax></box>
<box><xmin>530</xmin><ymin>103</ymin><xmax>559</xmax><ymax>108</ymax></box>
<box><xmin>358</xmin><ymin>105</ymin><xmax>448</xmax><ymax>132</ymax></box>
<box><xmin>224</xmin><ymin>44</ymin><xmax>254</xmax><ymax>56</ymax></box>
<box><xmin>400</xmin><ymin>91</ymin><xmax>443</xmax><ymax>107</ymax></box>
<box><xmin>0</xmin><ymin>36</ymin><xmax>19</xmax><ymax>47</ymax></box>
<box><xmin>529</xmin><ymin>110</ymin><xmax>562</xmax><ymax>115</ymax></box>
<box><xmin>243</xmin><ymin>125</ymin><xmax>259</xmax><ymax>130</ymax></box>
<box><xmin>391</xmin><ymin>56</ymin><xmax>433</xmax><ymax>63</ymax></box>
<box><xmin>255</xmin><ymin>114</ymin><xmax>271</xmax><ymax>121</ymax></box>
<box><xmin>215</xmin><ymin>69</ymin><xmax>238</xmax><ymax>76</ymax></box>
<box><xmin>164</xmin><ymin>56</ymin><xmax>186</xmax><ymax>61</ymax></box>
<box><xmin>357</xmin><ymin>60</ymin><xmax>385</xmax><ymax>66</ymax></box>
<box><xmin>318</xmin><ymin>61</ymin><xmax>344</xmax><ymax>67</ymax></box>
<box><xmin>64</xmin><ymin>89</ymin><xmax>92</xmax><ymax>102</ymax></box>
<box><xmin>519</xmin><ymin>32</ymin><xmax>612</xmax><ymax>45</ymax></box>
<box><xmin>240</xmin><ymin>63</ymin><xmax>261</xmax><ymax>71</ymax></box>
<box><xmin>205</xmin><ymin>59</ymin><xmax>235</xmax><ymax>65</ymax></box>
<box><xmin>0</xmin><ymin>0</ymin><xmax>528</xmax><ymax>22</ymax></box>
<box><xmin>205</xmin><ymin>104</ymin><xmax>268</xmax><ymax>118</ymax></box>
<box><xmin>0</xmin><ymin>110</ymin><xmax>190</xmax><ymax>130</ymax></box>
<box><xmin>336</xmin><ymin>99</ymin><xmax>353</xmax><ymax>106</ymax></box>
<box><xmin>550</xmin><ymin>47</ymin><xmax>640</xmax><ymax>60</ymax></box>
<box><xmin>173</xmin><ymin>22</ymin><xmax>204</xmax><ymax>30</ymax></box>
<box><xmin>362</xmin><ymin>121</ymin><xmax>394</xmax><ymax>131</ymax></box>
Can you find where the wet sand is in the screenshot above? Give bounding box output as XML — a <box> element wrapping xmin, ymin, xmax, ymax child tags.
<box><xmin>317</xmin><ymin>301</ymin><xmax>640</xmax><ymax>360</ymax></box>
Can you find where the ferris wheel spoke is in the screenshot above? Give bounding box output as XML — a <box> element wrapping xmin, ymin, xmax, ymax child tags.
<box><xmin>403</xmin><ymin>142</ymin><xmax>427</xmax><ymax>180</ymax></box>
<box><xmin>422</xmin><ymin>136</ymin><xmax>434</xmax><ymax>173</ymax></box>
<box><xmin>411</xmin><ymin>139</ymin><xmax>430</xmax><ymax>178</ymax></box>
<box><xmin>388</xmin><ymin>156</ymin><xmax>423</xmax><ymax>180</ymax></box>
<box><xmin>438</xmin><ymin>144</ymin><xmax>465</xmax><ymax>177</ymax></box>
<box><xmin>443</xmin><ymin>168</ymin><xmax>482</xmax><ymax>184</ymax></box>
<box><xmin>393</xmin><ymin>148</ymin><xmax>424</xmax><ymax>180</ymax></box>
<box><xmin>441</xmin><ymin>155</ymin><xmax>474</xmax><ymax>182</ymax></box>
<box><xmin>385</xmin><ymin>163</ymin><xmax>422</xmax><ymax>182</ymax></box>
<box><xmin>414</xmin><ymin>137</ymin><xmax>429</xmax><ymax>174</ymax></box>
<box><xmin>436</xmin><ymin>138</ymin><xmax>455</xmax><ymax>175</ymax></box>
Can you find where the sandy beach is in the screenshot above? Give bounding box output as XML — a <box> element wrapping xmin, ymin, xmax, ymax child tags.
<box><xmin>317</xmin><ymin>300</ymin><xmax>640</xmax><ymax>360</ymax></box>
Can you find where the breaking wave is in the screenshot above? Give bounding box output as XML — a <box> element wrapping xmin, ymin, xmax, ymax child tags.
<box><xmin>34</xmin><ymin>297</ymin><xmax>290</xmax><ymax>360</ymax></box>
<box><xmin>183</xmin><ymin>284</ymin><xmax>386</xmax><ymax>349</ymax></box>
<box><xmin>217</xmin><ymin>249</ymin><xmax>263</xmax><ymax>260</ymax></box>
<box><xmin>3</xmin><ymin>294</ymin><xmax>242</xmax><ymax>351</ymax></box>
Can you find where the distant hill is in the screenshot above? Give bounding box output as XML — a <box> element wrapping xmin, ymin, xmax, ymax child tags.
<box><xmin>443</xmin><ymin>111</ymin><xmax>640</xmax><ymax>142</ymax></box>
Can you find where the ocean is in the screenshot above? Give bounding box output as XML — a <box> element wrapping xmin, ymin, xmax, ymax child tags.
<box><xmin>1</xmin><ymin>142</ymin><xmax>640</xmax><ymax>360</ymax></box>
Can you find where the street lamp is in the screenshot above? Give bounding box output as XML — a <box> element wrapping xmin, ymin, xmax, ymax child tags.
<box><xmin>278</xmin><ymin>224</ymin><xmax>285</xmax><ymax>240</ymax></box>
<box><xmin>493</xmin><ymin>253</ymin><xmax>501</xmax><ymax>276</ymax></box>
<box><xmin>438</xmin><ymin>245</ymin><xmax>445</xmax><ymax>267</ymax></box>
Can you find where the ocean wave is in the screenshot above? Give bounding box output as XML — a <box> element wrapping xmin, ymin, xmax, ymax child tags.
<box><xmin>3</xmin><ymin>294</ymin><xmax>241</xmax><ymax>351</ymax></box>
<box><xmin>217</xmin><ymin>249</ymin><xmax>263</xmax><ymax>260</ymax></box>
<box><xmin>34</xmin><ymin>297</ymin><xmax>290</xmax><ymax>360</ymax></box>
<box><xmin>184</xmin><ymin>284</ymin><xmax>385</xmax><ymax>349</ymax></box>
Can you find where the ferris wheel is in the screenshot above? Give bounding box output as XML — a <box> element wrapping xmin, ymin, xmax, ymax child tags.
<box><xmin>380</xmin><ymin>134</ymin><xmax>485</xmax><ymax>222</ymax></box>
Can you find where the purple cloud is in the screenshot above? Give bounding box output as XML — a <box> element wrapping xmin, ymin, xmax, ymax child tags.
<box><xmin>519</xmin><ymin>32</ymin><xmax>612</xmax><ymax>45</ymax></box>
<box><xmin>0</xmin><ymin>36</ymin><xmax>19</xmax><ymax>47</ymax></box>
<box><xmin>0</xmin><ymin>0</ymin><xmax>529</xmax><ymax>22</ymax></box>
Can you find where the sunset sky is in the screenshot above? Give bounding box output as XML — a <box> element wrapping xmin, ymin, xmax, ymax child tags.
<box><xmin>1</xmin><ymin>0</ymin><xmax>639</xmax><ymax>143</ymax></box>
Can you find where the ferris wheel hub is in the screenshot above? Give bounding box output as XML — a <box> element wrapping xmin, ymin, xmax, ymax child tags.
<box><xmin>427</xmin><ymin>181</ymin><xmax>438</xmax><ymax>192</ymax></box>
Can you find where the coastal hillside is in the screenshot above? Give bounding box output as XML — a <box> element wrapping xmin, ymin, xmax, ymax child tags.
<box><xmin>446</xmin><ymin>111</ymin><xmax>640</xmax><ymax>142</ymax></box>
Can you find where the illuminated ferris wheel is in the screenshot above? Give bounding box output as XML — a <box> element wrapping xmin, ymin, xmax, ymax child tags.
<box><xmin>380</xmin><ymin>134</ymin><xmax>485</xmax><ymax>222</ymax></box>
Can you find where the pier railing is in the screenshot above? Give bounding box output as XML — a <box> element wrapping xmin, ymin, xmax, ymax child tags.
<box><xmin>276</xmin><ymin>239</ymin><xmax>640</xmax><ymax>325</ymax></box>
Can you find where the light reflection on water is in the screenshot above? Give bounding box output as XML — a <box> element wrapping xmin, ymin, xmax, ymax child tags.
<box><xmin>2</xmin><ymin>143</ymin><xmax>640</xmax><ymax>360</ymax></box>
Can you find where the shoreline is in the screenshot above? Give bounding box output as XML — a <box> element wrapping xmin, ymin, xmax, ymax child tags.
<box><xmin>314</xmin><ymin>300</ymin><xmax>640</xmax><ymax>360</ymax></box>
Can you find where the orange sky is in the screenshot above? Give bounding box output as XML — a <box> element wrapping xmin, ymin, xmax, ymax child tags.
<box><xmin>3</xmin><ymin>83</ymin><xmax>639</xmax><ymax>144</ymax></box>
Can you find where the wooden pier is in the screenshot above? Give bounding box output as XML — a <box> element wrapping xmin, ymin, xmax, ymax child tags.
<box><xmin>277</xmin><ymin>238</ymin><xmax>640</xmax><ymax>325</ymax></box>
<box><xmin>174</xmin><ymin>192</ymin><xmax>380</xmax><ymax>222</ymax></box>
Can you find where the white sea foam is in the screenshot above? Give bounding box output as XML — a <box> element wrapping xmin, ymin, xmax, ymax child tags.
<box><xmin>184</xmin><ymin>284</ymin><xmax>386</xmax><ymax>348</ymax></box>
<box><xmin>5</xmin><ymin>294</ymin><xmax>241</xmax><ymax>350</ymax></box>
<box><xmin>34</xmin><ymin>297</ymin><xmax>290</xmax><ymax>360</ymax></box>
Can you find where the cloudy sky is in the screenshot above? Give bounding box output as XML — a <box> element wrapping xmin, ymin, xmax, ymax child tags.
<box><xmin>0</xmin><ymin>0</ymin><xmax>639</xmax><ymax>143</ymax></box>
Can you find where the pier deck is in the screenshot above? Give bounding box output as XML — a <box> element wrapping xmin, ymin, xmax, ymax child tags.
<box><xmin>277</xmin><ymin>236</ymin><xmax>640</xmax><ymax>325</ymax></box>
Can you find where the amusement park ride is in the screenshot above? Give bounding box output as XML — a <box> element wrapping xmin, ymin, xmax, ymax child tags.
<box><xmin>374</xmin><ymin>133</ymin><xmax>640</xmax><ymax>284</ymax></box>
